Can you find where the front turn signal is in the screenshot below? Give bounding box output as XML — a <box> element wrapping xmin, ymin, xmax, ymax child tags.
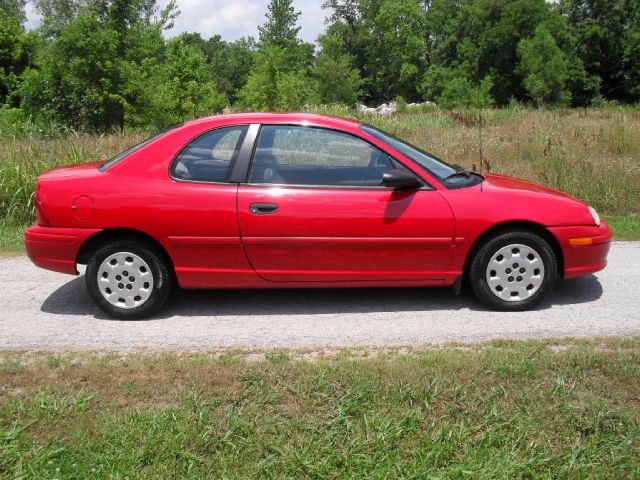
<box><xmin>569</xmin><ymin>237</ymin><xmax>593</xmax><ymax>246</ymax></box>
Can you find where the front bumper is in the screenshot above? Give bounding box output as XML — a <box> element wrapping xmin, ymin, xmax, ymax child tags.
<box><xmin>548</xmin><ymin>221</ymin><xmax>612</xmax><ymax>279</ymax></box>
<box><xmin>24</xmin><ymin>224</ymin><xmax>102</xmax><ymax>275</ymax></box>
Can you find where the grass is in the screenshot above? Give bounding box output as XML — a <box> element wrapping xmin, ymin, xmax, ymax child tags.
<box><xmin>606</xmin><ymin>214</ymin><xmax>640</xmax><ymax>241</ymax></box>
<box><xmin>0</xmin><ymin>219</ymin><xmax>25</xmax><ymax>255</ymax></box>
<box><xmin>0</xmin><ymin>338</ymin><xmax>638</xmax><ymax>478</ymax></box>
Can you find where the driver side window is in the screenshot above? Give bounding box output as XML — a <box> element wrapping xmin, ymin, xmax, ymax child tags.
<box><xmin>249</xmin><ymin>125</ymin><xmax>399</xmax><ymax>187</ymax></box>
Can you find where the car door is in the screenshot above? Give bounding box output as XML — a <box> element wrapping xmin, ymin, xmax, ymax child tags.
<box><xmin>159</xmin><ymin>124</ymin><xmax>257</xmax><ymax>288</ymax></box>
<box><xmin>237</xmin><ymin>124</ymin><xmax>455</xmax><ymax>283</ymax></box>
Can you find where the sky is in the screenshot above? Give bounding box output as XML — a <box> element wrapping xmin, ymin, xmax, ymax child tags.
<box><xmin>24</xmin><ymin>0</ymin><xmax>331</xmax><ymax>44</ymax></box>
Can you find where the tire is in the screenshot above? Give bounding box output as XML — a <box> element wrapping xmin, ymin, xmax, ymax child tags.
<box><xmin>469</xmin><ymin>231</ymin><xmax>557</xmax><ymax>311</ymax></box>
<box><xmin>85</xmin><ymin>239</ymin><xmax>172</xmax><ymax>320</ymax></box>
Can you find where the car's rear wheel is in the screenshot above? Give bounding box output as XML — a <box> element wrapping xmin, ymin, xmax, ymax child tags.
<box><xmin>469</xmin><ymin>231</ymin><xmax>557</xmax><ymax>311</ymax></box>
<box><xmin>86</xmin><ymin>239</ymin><xmax>172</xmax><ymax>319</ymax></box>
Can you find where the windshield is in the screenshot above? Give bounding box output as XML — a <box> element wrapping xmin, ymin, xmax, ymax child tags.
<box><xmin>360</xmin><ymin>125</ymin><xmax>457</xmax><ymax>180</ymax></box>
<box><xmin>360</xmin><ymin>124</ymin><xmax>458</xmax><ymax>180</ymax></box>
<box><xmin>99</xmin><ymin>128</ymin><xmax>175</xmax><ymax>172</ymax></box>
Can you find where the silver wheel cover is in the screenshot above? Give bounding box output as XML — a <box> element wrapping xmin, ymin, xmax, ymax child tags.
<box><xmin>97</xmin><ymin>252</ymin><xmax>154</xmax><ymax>309</ymax></box>
<box><xmin>486</xmin><ymin>243</ymin><xmax>545</xmax><ymax>302</ymax></box>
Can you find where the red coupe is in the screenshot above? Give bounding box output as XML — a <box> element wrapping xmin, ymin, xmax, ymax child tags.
<box><xmin>25</xmin><ymin>113</ymin><xmax>611</xmax><ymax>319</ymax></box>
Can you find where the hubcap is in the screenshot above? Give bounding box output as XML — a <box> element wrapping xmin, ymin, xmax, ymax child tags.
<box><xmin>97</xmin><ymin>252</ymin><xmax>154</xmax><ymax>309</ymax></box>
<box><xmin>486</xmin><ymin>244</ymin><xmax>545</xmax><ymax>302</ymax></box>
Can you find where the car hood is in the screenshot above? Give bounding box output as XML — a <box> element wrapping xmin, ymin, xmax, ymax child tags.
<box><xmin>39</xmin><ymin>161</ymin><xmax>103</xmax><ymax>179</ymax></box>
<box><xmin>481</xmin><ymin>173</ymin><xmax>579</xmax><ymax>201</ymax></box>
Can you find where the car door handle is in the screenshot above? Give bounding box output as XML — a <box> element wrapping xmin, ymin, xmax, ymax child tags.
<box><xmin>250</xmin><ymin>203</ymin><xmax>279</xmax><ymax>215</ymax></box>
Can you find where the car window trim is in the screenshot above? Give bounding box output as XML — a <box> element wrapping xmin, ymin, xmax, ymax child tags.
<box><xmin>168</xmin><ymin>124</ymin><xmax>251</xmax><ymax>185</ymax></box>
<box><xmin>229</xmin><ymin>123</ymin><xmax>260</xmax><ymax>183</ymax></box>
<box><xmin>242</xmin><ymin>123</ymin><xmax>434</xmax><ymax>191</ymax></box>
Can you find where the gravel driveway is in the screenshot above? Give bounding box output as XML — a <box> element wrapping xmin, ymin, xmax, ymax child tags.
<box><xmin>1</xmin><ymin>242</ymin><xmax>639</xmax><ymax>351</ymax></box>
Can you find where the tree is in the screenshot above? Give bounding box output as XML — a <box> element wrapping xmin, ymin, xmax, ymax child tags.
<box><xmin>517</xmin><ymin>25</ymin><xmax>569</xmax><ymax>107</ymax></box>
<box><xmin>559</xmin><ymin>0</ymin><xmax>640</xmax><ymax>102</ymax></box>
<box><xmin>0</xmin><ymin>0</ymin><xmax>26</xmax><ymax>22</ymax></box>
<box><xmin>622</xmin><ymin>31</ymin><xmax>640</xmax><ymax>101</ymax></box>
<box><xmin>437</xmin><ymin>74</ymin><xmax>494</xmax><ymax>110</ymax></box>
<box><xmin>314</xmin><ymin>31</ymin><xmax>362</xmax><ymax>105</ymax></box>
<box><xmin>258</xmin><ymin>0</ymin><xmax>301</xmax><ymax>47</ymax></box>
<box><xmin>0</xmin><ymin>14</ymin><xmax>36</xmax><ymax>106</ymax></box>
<box><xmin>240</xmin><ymin>0</ymin><xmax>316</xmax><ymax>111</ymax></box>
<box><xmin>19</xmin><ymin>12</ymin><xmax>123</xmax><ymax>130</ymax></box>
<box><xmin>135</xmin><ymin>36</ymin><xmax>226</xmax><ymax>128</ymax></box>
<box><xmin>322</xmin><ymin>0</ymin><xmax>429</xmax><ymax>104</ymax></box>
<box><xmin>314</xmin><ymin>52</ymin><xmax>362</xmax><ymax>105</ymax></box>
<box><xmin>182</xmin><ymin>34</ymin><xmax>256</xmax><ymax>104</ymax></box>
<box><xmin>21</xmin><ymin>0</ymin><xmax>181</xmax><ymax>130</ymax></box>
<box><xmin>237</xmin><ymin>45</ymin><xmax>318</xmax><ymax>111</ymax></box>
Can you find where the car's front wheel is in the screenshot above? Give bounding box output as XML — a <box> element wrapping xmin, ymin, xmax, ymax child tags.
<box><xmin>86</xmin><ymin>239</ymin><xmax>172</xmax><ymax>319</ymax></box>
<box><xmin>469</xmin><ymin>231</ymin><xmax>557</xmax><ymax>311</ymax></box>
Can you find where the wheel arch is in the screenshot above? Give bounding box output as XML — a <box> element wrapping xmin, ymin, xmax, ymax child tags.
<box><xmin>76</xmin><ymin>228</ymin><xmax>175</xmax><ymax>272</ymax></box>
<box><xmin>463</xmin><ymin>221</ymin><xmax>564</xmax><ymax>278</ymax></box>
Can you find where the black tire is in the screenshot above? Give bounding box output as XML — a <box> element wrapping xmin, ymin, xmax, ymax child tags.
<box><xmin>469</xmin><ymin>231</ymin><xmax>557</xmax><ymax>311</ymax></box>
<box><xmin>85</xmin><ymin>239</ymin><xmax>172</xmax><ymax>320</ymax></box>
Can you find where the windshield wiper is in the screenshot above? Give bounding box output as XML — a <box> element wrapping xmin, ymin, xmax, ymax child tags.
<box><xmin>444</xmin><ymin>165</ymin><xmax>471</xmax><ymax>182</ymax></box>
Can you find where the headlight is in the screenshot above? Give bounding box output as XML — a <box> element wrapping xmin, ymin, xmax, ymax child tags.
<box><xmin>588</xmin><ymin>206</ymin><xmax>600</xmax><ymax>226</ymax></box>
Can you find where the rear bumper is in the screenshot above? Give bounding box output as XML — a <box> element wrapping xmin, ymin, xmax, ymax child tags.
<box><xmin>24</xmin><ymin>224</ymin><xmax>102</xmax><ymax>275</ymax></box>
<box><xmin>548</xmin><ymin>221</ymin><xmax>612</xmax><ymax>279</ymax></box>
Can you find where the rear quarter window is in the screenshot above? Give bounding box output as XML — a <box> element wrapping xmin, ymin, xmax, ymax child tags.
<box><xmin>171</xmin><ymin>125</ymin><xmax>248</xmax><ymax>183</ymax></box>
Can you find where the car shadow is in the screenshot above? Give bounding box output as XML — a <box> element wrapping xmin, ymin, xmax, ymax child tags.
<box><xmin>40</xmin><ymin>274</ymin><xmax>604</xmax><ymax>320</ymax></box>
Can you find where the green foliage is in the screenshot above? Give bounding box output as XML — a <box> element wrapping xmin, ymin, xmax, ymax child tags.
<box><xmin>0</xmin><ymin>0</ymin><xmax>639</xmax><ymax>129</ymax></box>
<box><xmin>237</xmin><ymin>45</ymin><xmax>318</xmax><ymax>111</ymax></box>
<box><xmin>559</xmin><ymin>0</ymin><xmax>640</xmax><ymax>103</ymax></box>
<box><xmin>518</xmin><ymin>26</ymin><xmax>569</xmax><ymax>107</ymax></box>
<box><xmin>238</xmin><ymin>0</ymin><xmax>317</xmax><ymax>111</ymax></box>
<box><xmin>258</xmin><ymin>0</ymin><xmax>301</xmax><ymax>48</ymax></box>
<box><xmin>19</xmin><ymin>12</ymin><xmax>125</xmax><ymax>130</ymax></box>
<box><xmin>0</xmin><ymin>14</ymin><xmax>36</xmax><ymax>107</ymax></box>
<box><xmin>179</xmin><ymin>33</ymin><xmax>256</xmax><ymax>104</ymax></box>
<box><xmin>428</xmin><ymin>67</ymin><xmax>494</xmax><ymax>109</ymax></box>
<box><xmin>622</xmin><ymin>31</ymin><xmax>640</xmax><ymax>101</ymax></box>
<box><xmin>0</xmin><ymin>0</ymin><xmax>26</xmax><ymax>22</ymax></box>
<box><xmin>314</xmin><ymin>52</ymin><xmax>362</xmax><ymax>106</ymax></box>
<box><xmin>128</xmin><ymin>36</ymin><xmax>226</xmax><ymax>129</ymax></box>
<box><xmin>323</xmin><ymin>0</ymin><xmax>428</xmax><ymax>103</ymax></box>
<box><xmin>16</xmin><ymin>0</ymin><xmax>227</xmax><ymax>131</ymax></box>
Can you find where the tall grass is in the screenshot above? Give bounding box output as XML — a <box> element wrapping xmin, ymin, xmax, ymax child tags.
<box><xmin>0</xmin><ymin>131</ymin><xmax>149</xmax><ymax>223</ymax></box>
<box><xmin>1</xmin><ymin>107</ymin><xmax>639</xmax><ymax>224</ymax></box>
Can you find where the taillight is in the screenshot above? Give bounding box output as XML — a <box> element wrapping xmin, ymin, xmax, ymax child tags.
<box><xmin>35</xmin><ymin>191</ymin><xmax>51</xmax><ymax>226</ymax></box>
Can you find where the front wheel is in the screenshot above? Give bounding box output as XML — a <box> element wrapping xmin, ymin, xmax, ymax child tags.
<box><xmin>469</xmin><ymin>231</ymin><xmax>557</xmax><ymax>311</ymax></box>
<box><xmin>86</xmin><ymin>239</ymin><xmax>172</xmax><ymax>320</ymax></box>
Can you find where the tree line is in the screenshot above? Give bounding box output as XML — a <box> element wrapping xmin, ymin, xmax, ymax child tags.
<box><xmin>1</xmin><ymin>0</ymin><xmax>638</xmax><ymax>132</ymax></box>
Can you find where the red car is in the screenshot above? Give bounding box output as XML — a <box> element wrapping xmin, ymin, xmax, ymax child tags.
<box><xmin>25</xmin><ymin>113</ymin><xmax>611</xmax><ymax>319</ymax></box>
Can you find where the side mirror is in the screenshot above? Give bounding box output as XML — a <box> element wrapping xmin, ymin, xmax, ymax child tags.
<box><xmin>381</xmin><ymin>169</ymin><xmax>421</xmax><ymax>189</ymax></box>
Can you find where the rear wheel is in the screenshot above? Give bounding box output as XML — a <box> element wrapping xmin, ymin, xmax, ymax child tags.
<box><xmin>86</xmin><ymin>239</ymin><xmax>172</xmax><ymax>319</ymax></box>
<box><xmin>469</xmin><ymin>231</ymin><xmax>557</xmax><ymax>311</ymax></box>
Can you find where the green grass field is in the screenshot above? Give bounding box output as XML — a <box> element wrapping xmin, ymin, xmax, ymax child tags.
<box><xmin>1</xmin><ymin>339</ymin><xmax>638</xmax><ymax>478</ymax></box>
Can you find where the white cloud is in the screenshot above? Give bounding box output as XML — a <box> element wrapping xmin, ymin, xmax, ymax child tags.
<box><xmin>24</xmin><ymin>1</ymin><xmax>42</xmax><ymax>30</ymax></box>
<box><xmin>24</xmin><ymin>0</ymin><xmax>330</xmax><ymax>44</ymax></box>
<box><xmin>166</xmin><ymin>0</ymin><xmax>329</xmax><ymax>42</ymax></box>
<box><xmin>167</xmin><ymin>0</ymin><xmax>263</xmax><ymax>40</ymax></box>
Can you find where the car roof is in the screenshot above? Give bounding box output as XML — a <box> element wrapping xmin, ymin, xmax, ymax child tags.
<box><xmin>183</xmin><ymin>112</ymin><xmax>362</xmax><ymax>129</ymax></box>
